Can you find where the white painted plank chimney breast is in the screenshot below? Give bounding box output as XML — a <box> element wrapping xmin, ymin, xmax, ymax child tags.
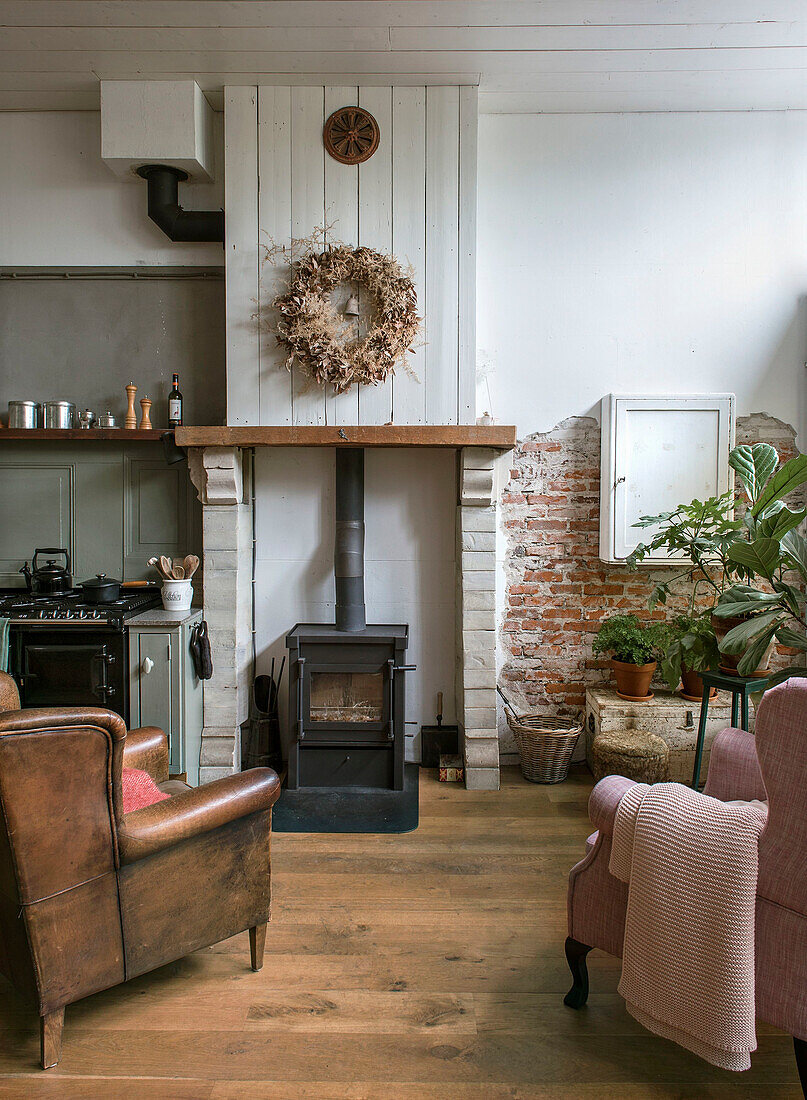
<box><xmin>224</xmin><ymin>84</ymin><xmax>478</xmax><ymax>426</ymax></box>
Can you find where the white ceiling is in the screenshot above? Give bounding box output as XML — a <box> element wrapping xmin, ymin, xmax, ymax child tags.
<box><xmin>1</xmin><ymin>0</ymin><xmax>806</xmax><ymax>113</ymax></box>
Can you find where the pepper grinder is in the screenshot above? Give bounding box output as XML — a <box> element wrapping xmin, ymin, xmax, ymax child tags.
<box><xmin>137</xmin><ymin>396</ymin><xmax>151</xmax><ymax>429</ymax></box>
<box><xmin>124</xmin><ymin>382</ymin><xmax>138</xmax><ymax>429</ymax></box>
<box><xmin>139</xmin><ymin>396</ymin><xmax>153</xmax><ymax>430</ymax></box>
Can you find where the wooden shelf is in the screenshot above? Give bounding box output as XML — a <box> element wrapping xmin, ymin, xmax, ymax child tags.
<box><xmin>0</xmin><ymin>428</ymin><xmax>168</xmax><ymax>441</ymax></box>
<box><xmin>175</xmin><ymin>424</ymin><xmax>517</xmax><ymax>449</ymax></box>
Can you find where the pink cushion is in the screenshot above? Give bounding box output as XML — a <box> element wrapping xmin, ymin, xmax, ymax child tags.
<box><xmin>121</xmin><ymin>766</ymin><xmax>170</xmax><ymax>814</ymax></box>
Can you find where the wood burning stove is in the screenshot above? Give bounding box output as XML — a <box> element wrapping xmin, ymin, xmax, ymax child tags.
<box><xmin>286</xmin><ymin>449</ymin><xmax>415</xmax><ymax>792</ymax></box>
<box><xmin>286</xmin><ymin>624</ymin><xmax>411</xmax><ymax>790</ymax></box>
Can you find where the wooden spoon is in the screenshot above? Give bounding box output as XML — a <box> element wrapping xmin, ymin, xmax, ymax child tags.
<box><xmin>148</xmin><ymin>556</ymin><xmax>169</xmax><ymax>579</ymax></box>
<box><xmin>160</xmin><ymin>555</ymin><xmax>174</xmax><ymax>579</ymax></box>
<box><xmin>183</xmin><ymin>554</ymin><xmax>200</xmax><ymax>578</ymax></box>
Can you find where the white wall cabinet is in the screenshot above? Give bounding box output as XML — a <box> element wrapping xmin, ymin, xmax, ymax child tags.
<box><xmin>599</xmin><ymin>393</ymin><xmax>735</xmax><ymax>564</ymax></box>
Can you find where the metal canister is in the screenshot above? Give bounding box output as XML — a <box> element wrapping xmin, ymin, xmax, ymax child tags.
<box><xmin>95</xmin><ymin>411</ymin><xmax>118</xmax><ymax>428</ymax></box>
<box><xmin>42</xmin><ymin>401</ymin><xmax>76</xmax><ymax>429</ymax></box>
<box><xmin>7</xmin><ymin>401</ymin><xmax>40</xmax><ymax>429</ymax></box>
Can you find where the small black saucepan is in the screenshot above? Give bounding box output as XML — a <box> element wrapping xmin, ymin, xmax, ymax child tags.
<box><xmin>79</xmin><ymin>573</ymin><xmax>123</xmax><ymax>604</ymax></box>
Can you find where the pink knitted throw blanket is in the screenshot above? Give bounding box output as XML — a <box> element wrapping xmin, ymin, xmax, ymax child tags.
<box><xmin>610</xmin><ymin>781</ymin><xmax>768</xmax><ymax>1072</ymax></box>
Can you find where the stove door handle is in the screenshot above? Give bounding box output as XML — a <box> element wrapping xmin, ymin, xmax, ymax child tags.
<box><xmin>296</xmin><ymin>656</ymin><xmax>306</xmax><ymax>741</ymax></box>
<box><xmin>388</xmin><ymin>663</ymin><xmax>416</xmax><ymax>741</ymax></box>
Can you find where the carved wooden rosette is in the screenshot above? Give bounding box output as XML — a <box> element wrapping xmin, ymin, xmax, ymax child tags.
<box><xmin>323</xmin><ymin>106</ymin><xmax>380</xmax><ymax>165</ymax></box>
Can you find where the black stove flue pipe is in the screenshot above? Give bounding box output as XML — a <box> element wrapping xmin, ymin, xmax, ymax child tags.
<box><xmin>136</xmin><ymin>164</ymin><xmax>224</xmax><ymax>243</ymax></box>
<box><xmin>334</xmin><ymin>448</ymin><xmax>366</xmax><ymax>633</ymax></box>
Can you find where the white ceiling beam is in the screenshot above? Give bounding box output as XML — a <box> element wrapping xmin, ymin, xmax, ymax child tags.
<box><xmin>392</xmin><ymin>23</ymin><xmax>807</xmax><ymax>51</ymax></box>
<box><xmin>0</xmin><ymin>49</ymin><xmax>804</xmax><ymax>76</ymax></box>
<box><xmin>1</xmin><ymin>26</ymin><xmax>391</xmax><ymax>52</ymax></box>
<box><xmin>1</xmin><ymin>1</ymin><xmax>806</xmax><ymax>30</ymax></box>
<box><xmin>6</xmin><ymin>22</ymin><xmax>807</xmax><ymax>52</ymax></box>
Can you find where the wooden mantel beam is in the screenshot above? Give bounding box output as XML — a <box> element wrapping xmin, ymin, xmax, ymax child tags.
<box><xmin>175</xmin><ymin>425</ymin><xmax>517</xmax><ymax>449</ymax></box>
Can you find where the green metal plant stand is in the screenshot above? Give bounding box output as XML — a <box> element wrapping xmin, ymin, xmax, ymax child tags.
<box><xmin>691</xmin><ymin>669</ymin><xmax>769</xmax><ymax>789</ymax></box>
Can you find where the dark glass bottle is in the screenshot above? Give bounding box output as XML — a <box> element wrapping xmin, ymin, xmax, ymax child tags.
<box><xmin>168</xmin><ymin>373</ymin><xmax>183</xmax><ymax>427</ymax></box>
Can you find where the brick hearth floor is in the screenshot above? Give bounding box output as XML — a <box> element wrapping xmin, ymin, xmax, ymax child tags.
<box><xmin>0</xmin><ymin>768</ymin><xmax>798</xmax><ymax>1096</ymax></box>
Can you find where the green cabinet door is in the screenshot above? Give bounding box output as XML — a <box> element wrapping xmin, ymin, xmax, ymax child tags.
<box><xmin>133</xmin><ymin>631</ymin><xmax>179</xmax><ymax>772</ymax></box>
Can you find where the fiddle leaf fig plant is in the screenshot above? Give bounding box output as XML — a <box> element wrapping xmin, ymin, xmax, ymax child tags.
<box><xmin>630</xmin><ymin>441</ymin><xmax>807</xmax><ymax>687</ymax></box>
<box><xmin>711</xmin><ymin>445</ymin><xmax>807</xmax><ymax>681</ymax></box>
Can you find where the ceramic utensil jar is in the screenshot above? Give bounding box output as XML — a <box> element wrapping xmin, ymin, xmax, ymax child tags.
<box><xmin>161</xmin><ymin>578</ymin><xmax>193</xmax><ymax>612</ymax></box>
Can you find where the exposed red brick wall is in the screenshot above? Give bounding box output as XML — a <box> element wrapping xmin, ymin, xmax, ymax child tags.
<box><xmin>499</xmin><ymin>413</ymin><xmax>799</xmax><ymax>731</ymax></box>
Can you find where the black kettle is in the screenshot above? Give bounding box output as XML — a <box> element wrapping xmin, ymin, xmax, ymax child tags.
<box><xmin>20</xmin><ymin>548</ymin><xmax>73</xmax><ymax>596</ymax></box>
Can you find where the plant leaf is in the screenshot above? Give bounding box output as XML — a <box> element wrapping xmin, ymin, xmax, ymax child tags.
<box><xmin>752</xmin><ymin>453</ymin><xmax>807</xmax><ymax>516</ymax></box>
<box><xmin>774</xmin><ymin>625</ymin><xmax>807</xmax><ymax>650</ymax></box>
<box><xmin>713</xmin><ymin>585</ymin><xmax>782</xmax><ymax>617</ymax></box>
<box><xmin>736</xmin><ymin>624</ymin><xmax>779</xmax><ymax>675</ymax></box>
<box><xmin>712</xmin><ymin>595</ymin><xmax>783</xmax><ymax>618</ymax></box>
<box><xmin>762</xmin><ymin>666</ymin><xmax>807</xmax><ymax>691</ymax></box>
<box><xmin>727</xmin><ymin>538</ymin><xmax>781</xmax><ymax>580</ymax></box>
<box><xmin>781</xmin><ymin>529</ymin><xmax>807</xmax><ymax>580</ymax></box>
<box><xmin>729</xmin><ymin>443</ymin><xmax>778</xmax><ymax>503</ymax></box>
<box><xmin>757</xmin><ymin>504</ymin><xmax>807</xmax><ymax>541</ymax></box>
<box><xmin>719</xmin><ymin>609</ymin><xmax>785</xmax><ymax>654</ymax></box>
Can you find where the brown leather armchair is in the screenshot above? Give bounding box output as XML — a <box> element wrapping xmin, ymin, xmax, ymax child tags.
<box><xmin>0</xmin><ymin>672</ymin><xmax>280</xmax><ymax>1069</ymax></box>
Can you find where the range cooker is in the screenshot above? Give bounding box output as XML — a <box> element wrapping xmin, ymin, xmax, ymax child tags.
<box><xmin>0</xmin><ymin>587</ymin><xmax>162</xmax><ymax>722</ymax></box>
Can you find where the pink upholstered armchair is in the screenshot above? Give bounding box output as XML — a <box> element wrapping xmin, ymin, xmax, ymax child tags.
<box><xmin>564</xmin><ymin>678</ymin><xmax>807</xmax><ymax>1089</ymax></box>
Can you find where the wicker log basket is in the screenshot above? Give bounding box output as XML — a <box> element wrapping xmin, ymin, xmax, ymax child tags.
<box><xmin>498</xmin><ymin>687</ymin><xmax>583</xmax><ymax>784</ymax></box>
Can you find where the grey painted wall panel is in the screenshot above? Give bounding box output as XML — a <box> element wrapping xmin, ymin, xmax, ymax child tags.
<box><xmin>0</xmin><ymin>270</ymin><xmax>226</xmax><ymax>429</ymax></box>
<box><xmin>0</xmin><ymin>442</ymin><xmax>200</xmax><ymax>587</ymax></box>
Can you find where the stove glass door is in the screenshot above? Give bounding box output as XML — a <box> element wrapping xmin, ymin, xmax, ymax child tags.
<box><xmin>301</xmin><ymin>659</ymin><xmax>390</xmax><ymax>742</ymax></box>
<box><xmin>309</xmin><ymin>670</ymin><xmax>384</xmax><ymax>724</ymax></box>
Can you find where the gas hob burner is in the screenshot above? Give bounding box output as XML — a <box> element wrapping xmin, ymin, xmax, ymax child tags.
<box><xmin>0</xmin><ymin>585</ymin><xmax>162</xmax><ymax>625</ymax></box>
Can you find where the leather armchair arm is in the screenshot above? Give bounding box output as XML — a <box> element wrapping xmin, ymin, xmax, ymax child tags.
<box><xmin>0</xmin><ymin>672</ymin><xmax>20</xmax><ymax>712</ymax></box>
<box><xmin>117</xmin><ymin>768</ymin><xmax>281</xmax><ymax>864</ymax></box>
<box><xmin>0</xmin><ymin>705</ymin><xmax>126</xmax><ymax>741</ymax></box>
<box><xmin>589</xmin><ymin>774</ymin><xmax>637</xmax><ymax>835</ymax></box>
<box><xmin>702</xmin><ymin>727</ymin><xmax>767</xmax><ymax>803</ymax></box>
<box><xmin>123</xmin><ymin>727</ymin><xmax>169</xmax><ymax>783</ymax></box>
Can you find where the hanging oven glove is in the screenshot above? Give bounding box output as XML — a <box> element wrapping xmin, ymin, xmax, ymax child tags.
<box><xmin>190</xmin><ymin>620</ymin><xmax>213</xmax><ymax>681</ymax></box>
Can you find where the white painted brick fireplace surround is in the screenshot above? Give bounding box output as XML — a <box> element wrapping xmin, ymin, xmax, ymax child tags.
<box><xmin>188</xmin><ymin>441</ymin><xmax>506</xmax><ymax>790</ymax></box>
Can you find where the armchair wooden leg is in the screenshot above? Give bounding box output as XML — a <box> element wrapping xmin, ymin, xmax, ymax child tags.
<box><xmin>794</xmin><ymin>1036</ymin><xmax>806</xmax><ymax>1098</ymax></box>
<box><xmin>40</xmin><ymin>1007</ymin><xmax>64</xmax><ymax>1070</ymax></box>
<box><xmin>563</xmin><ymin>936</ymin><xmax>592</xmax><ymax>1009</ymax></box>
<box><xmin>249</xmin><ymin>923</ymin><xmax>267</xmax><ymax>972</ymax></box>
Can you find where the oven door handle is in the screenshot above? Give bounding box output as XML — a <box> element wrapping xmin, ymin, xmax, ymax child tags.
<box><xmin>91</xmin><ymin>648</ymin><xmax>116</xmax><ymax>700</ymax></box>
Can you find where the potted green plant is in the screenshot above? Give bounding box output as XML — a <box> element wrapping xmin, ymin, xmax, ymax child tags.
<box><xmin>629</xmin><ymin>442</ymin><xmax>807</xmax><ymax>683</ymax></box>
<box><xmin>593</xmin><ymin>614</ymin><xmax>666</xmax><ymax>700</ymax></box>
<box><xmin>712</xmin><ymin>444</ymin><xmax>807</xmax><ymax>683</ymax></box>
<box><xmin>627</xmin><ymin>492</ymin><xmax>741</xmax><ymax>691</ymax></box>
<box><xmin>659</xmin><ymin>614</ymin><xmax>720</xmax><ymax>700</ymax></box>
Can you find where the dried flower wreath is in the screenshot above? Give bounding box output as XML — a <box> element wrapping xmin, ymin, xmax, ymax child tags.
<box><xmin>272</xmin><ymin>244</ymin><xmax>421</xmax><ymax>394</ymax></box>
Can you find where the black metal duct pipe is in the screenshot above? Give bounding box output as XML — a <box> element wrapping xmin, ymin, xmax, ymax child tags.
<box><xmin>334</xmin><ymin>448</ymin><xmax>366</xmax><ymax>633</ymax></box>
<box><xmin>136</xmin><ymin>164</ymin><xmax>224</xmax><ymax>243</ymax></box>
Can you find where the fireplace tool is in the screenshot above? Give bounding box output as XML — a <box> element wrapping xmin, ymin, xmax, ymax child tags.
<box><xmin>242</xmin><ymin>656</ymin><xmax>285</xmax><ymax>774</ymax></box>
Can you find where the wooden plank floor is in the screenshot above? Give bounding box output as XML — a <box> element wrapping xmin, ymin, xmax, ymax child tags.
<box><xmin>0</xmin><ymin>767</ymin><xmax>800</xmax><ymax>1098</ymax></box>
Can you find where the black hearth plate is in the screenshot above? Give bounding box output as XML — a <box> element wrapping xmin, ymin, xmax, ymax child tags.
<box><xmin>271</xmin><ymin>764</ymin><xmax>419</xmax><ymax>834</ymax></box>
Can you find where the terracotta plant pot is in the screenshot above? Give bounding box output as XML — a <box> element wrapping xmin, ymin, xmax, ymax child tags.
<box><xmin>612</xmin><ymin>659</ymin><xmax>656</xmax><ymax>701</ymax></box>
<box><xmin>711</xmin><ymin>613</ymin><xmax>775</xmax><ymax>677</ymax></box>
<box><xmin>680</xmin><ymin>667</ymin><xmax>718</xmax><ymax>702</ymax></box>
